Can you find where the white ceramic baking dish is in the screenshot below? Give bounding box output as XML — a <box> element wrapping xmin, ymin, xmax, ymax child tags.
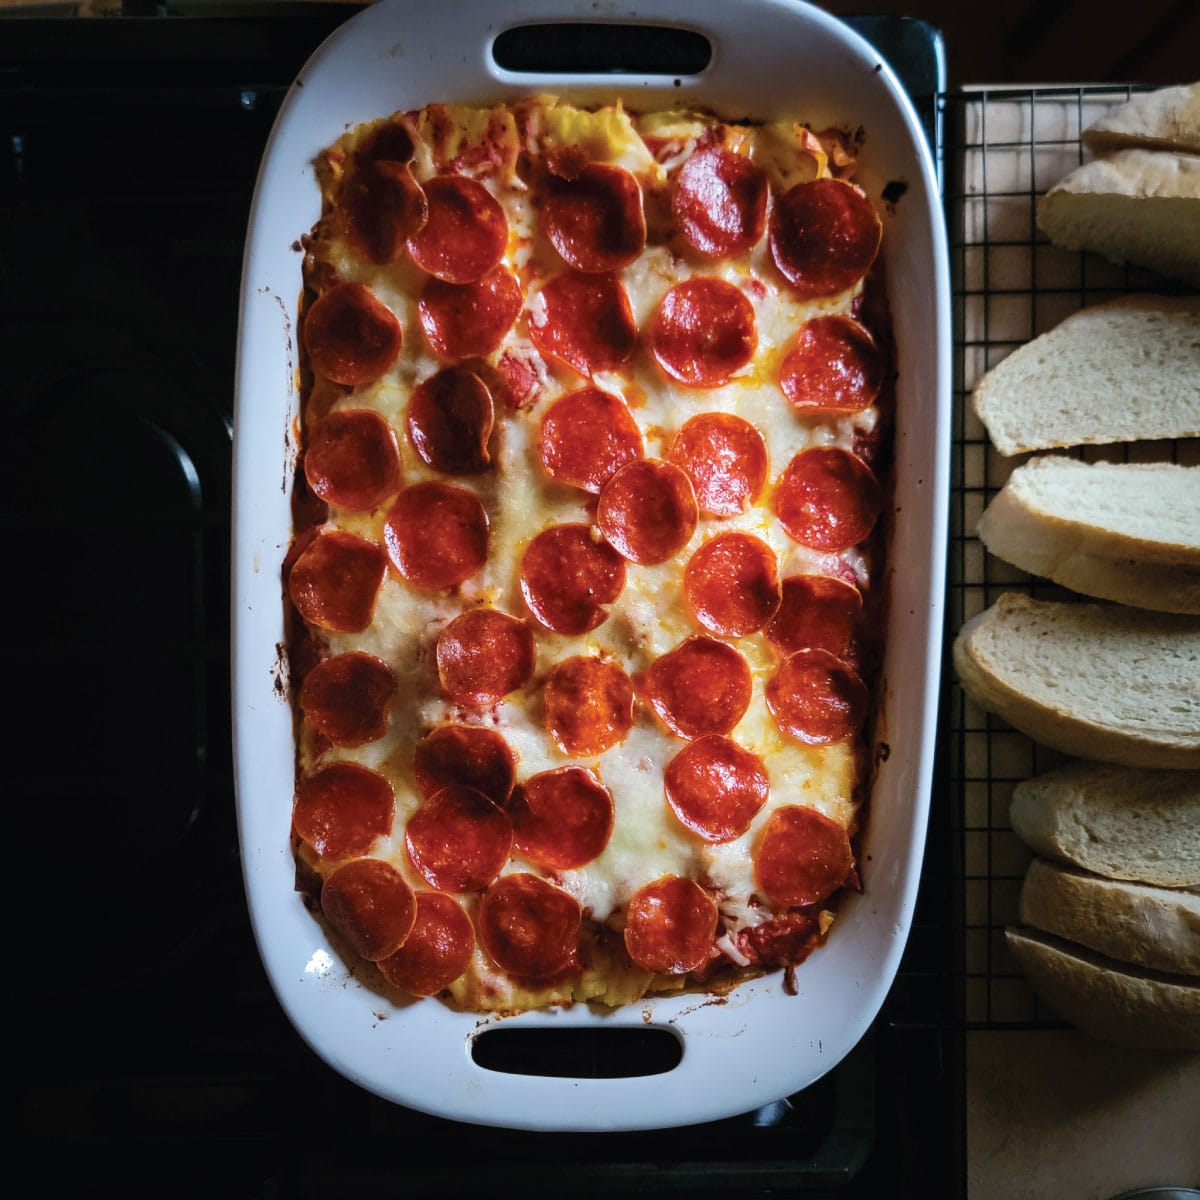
<box><xmin>233</xmin><ymin>0</ymin><xmax>949</xmax><ymax>1132</ymax></box>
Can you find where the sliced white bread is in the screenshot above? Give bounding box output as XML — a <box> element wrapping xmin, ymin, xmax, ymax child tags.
<box><xmin>1036</xmin><ymin>149</ymin><xmax>1200</xmax><ymax>286</ymax></box>
<box><xmin>1006</xmin><ymin>927</ymin><xmax>1200</xmax><ymax>1050</ymax></box>
<box><xmin>970</xmin><ymin>294</ymin><xmax>1200</xmax><ymax>456</ymax></box>
<box><xmin>977</xmin><ymin>458</ymin><xmax>1200</xmax><ymax>614</ymax></box>
<box><xmin>1019</xmin><ymin>858</ymin><xmax>1200</xmax><ymax>976</ymax></box>
<box><xmin>1082</xmin><ymin>83</ymin><xmax>1200</xmax><ymax>156</ymax></box>
<box><xmin>1009</xmin><ymin>760</ymin><xmax>1200</xmax><ymax>888</ymax></box>
<box><xmin>952</xmin><ymin>593</ymin><xmax>1200</xmax><ymax>769</ymax></box>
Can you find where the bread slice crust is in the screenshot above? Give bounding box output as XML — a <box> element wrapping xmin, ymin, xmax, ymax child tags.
<box><xmin>1019</xmin><ymin>858</ymin><xmax>1200</xmax><ymax>976</ymax></box>
<box><xmin>1082</xmin><ymin>83</ymin><xmax>1200</xmax><ymax>157</ymax></box>
<box><xmin>970</xmin><ymin>295</ymin><xmax>1200</xmax><ymax>456</ymax></box>
<box><xmin>1009</xmin><ymin>760</ymin><xmax>1200</xmax><ymax>888</ymax></box>
<box><xmin>953</xmin><ymin>593</ymin><xmax>1200</xmax><ymax>769</ymax></box>
<box><xmin>1006</xmin><ymin>926</ymin><xmax>1200</xmax><ymax>1050</ymax></box>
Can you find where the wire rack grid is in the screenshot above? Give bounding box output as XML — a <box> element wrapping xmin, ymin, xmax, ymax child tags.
<box><xmin>942</xmin><ymin>84</ymin><xmax>1200</xmax><ymax>1030</ymax></box>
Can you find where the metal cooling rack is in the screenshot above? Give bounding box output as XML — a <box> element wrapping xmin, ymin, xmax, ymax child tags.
<box><xmin>943</xmin><ymin>85</ymin><xmax>1199</xmax><ymax>1030</ymax></box>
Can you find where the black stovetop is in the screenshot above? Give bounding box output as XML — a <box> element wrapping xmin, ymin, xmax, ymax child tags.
<box><xmin>4</xmin><ymin>10</ymin><xmax>956</xmax><ymax>1195</ymax></box>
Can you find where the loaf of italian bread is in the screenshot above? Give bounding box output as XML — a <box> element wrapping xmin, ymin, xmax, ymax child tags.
<box><xmin>977</xmin><ymin>458</ymin><xmax>1200</xmax><ymax>614</ymax></box>
<box><xmin>1082</xmin><ymin>82</ymin><xmax>1200</xmax><ymax>156</ymax></box>
<box><xmin>952</xmin><ymin>593</ymin><xmax>1200</xmax><ymax>769</ymax></box>
<box><xmin>970</xmin><ymin>295</ymin><xmax>1200</xmax><ymax>456</ymax></box>
<box><xmin>1019</xmin><ymin>858</ymin><xmax>1200</xmax><ymax>976</ymax></box>
<box><xmin>1036</xmin><ymin>149</ymin><xmax>1200</xmax><ymax>285</ymax></box>
<box><xmin>1006</xmin><ymin>927</ymin><xmax>1200</xmax><ymax>1050</ymax></box>
<box><xmin>1009</xmin><ymin>760</ymin><xmax>1200</xmax><ymax>888</ymax></box>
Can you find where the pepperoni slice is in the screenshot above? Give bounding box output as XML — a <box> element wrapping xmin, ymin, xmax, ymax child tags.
<box><xmin>541</xmin><ymin>163</ymin><xmax>646</xmax><ymax>274</ymax></box>
<box><xmin>340</xmin><ymin>159</ymin><xmax>428</xmax><ymax>265</ymax></box>
<box><xmin>684</xmin><ymin>532</ymin><xmax>780</xmax><ymax>637</ymax></box>
<box><xmin>642</xmin><ymin>637</ymin><xmax>752</xmax><ymax>739</ymax></box>
<box><xmin>320</xmin><ymin>858</ymin><xmax>417</xmax><ymax>962</ymax></box>
<box><xmin>778</xmin><ymin>315</ymin><xmax>884</xmax><ymax>415</ymax></box>
<box><xmin>288</xmin><ymin>530</ymin><xmax>388</xmax><ymax>634</ymax></box>
<box><xmin>478</xmin><ymin>874</ymin><xmax>581</xmax><ymax>979</ymax></box>
<box><xmin>407</xmin><ymin>367</ymin><xmax>494</xmax><ymax>475</ymax></box>
<box><xmin>418</xmin><ymin>265</ymin><xmax>522</xmax><ymax>361</ymax></box>
<box><xmin>765</xmin><ymin>648</ymin><xmax>869</xmax><ymax>746</ymax></box>
<box><xmin>377</xmin><ymin>891</ymin><xmax>476</xmax><ymax>996</ymax></box>
<box><xmin>539</xmin><ymin>387</ymin><xmax>643</xmax><ymax>493</ymax></box>
<box><xmin>292</xmin><ymin>761</ymin><xmax>394</xmax><ymax>860</ymax></box>
<box><xmin>507</xmin><ymin>766</ymin><xmax>614</xmax><ymax>870</ymax></box>
<box><xmin>596</xmin><ymin>459</ymin><xmax>698</xmax><ymax>566</ymax></box>
<box><xmin>650</xmin><ymin>278</ymin><xmax>757</xmax><ymax>388</ymax></box>
<box><xmin>383</xmin><ymin>481</ymin><xmax>488</xmax><ymax>591</ymax></box>
<box><xmin>405</xmin><ymin>174</ymin><xmax>507</xmax><ymax>284</ymax></box>
<box><xmin>414</xmin><ymin>725</ymin><xmax>516</xmax><ymax>807</ymax></box>
<box><xmin>299</xmin><ymin>651</ymin><xmax>396</xmax><ymax>747</ymax></box>
<box><xmin>304</xmin><ymin>409</ymin><xmax>402</xmax><ymax>512</ymax></box>
<box><xmin>673</xmin><ymin>145</ymin><xmax>768</xmax><ymax>259</ymax></box>
<box><xmin>664</xmin><ymin>734</ymin><xmax>769</xmax><ymax>843</ymax></box>
<box><xmin>520</xmin><ymin>523</ymin><xmax>626</xmax><ymax>635</ymax></box>
<box><xmin>542</xmin><ymin>656</ymin><xmax>634</xmax><ymax>757</ymax></box>
<box><xmin>529</xmin><ymin>271</ymin><xmax>637</xmax><ymax>378</ymax></box>
<box><xmin>773</xmin><ymin>447</ymin><xmax>881</xmax><ymax>552</ymax></box>
<box><xmin>436</xmin><ymin>608</ymin><xmax>535</xmax><ymax>707</ymax></box>
<box><xmin>754</xmin><ymin>804</ymin><xmax>854</xmax><ymax>908</ymax></box>
<box><xmin>667</xmin><ymin>412</ymin><xmax>768</xmax><ymax>517</ymax></box>
<box><xmin>624</xmin><ymin>876</ymin><xmax>718</xmax><ymax>974</ymax></box>
<box><xmin>768</xmin><ymin>177</ymin><xmax>882</xmax><ymax>299</ymax></box>
<box><xmin>765</xmin><ymin>575</ymin><xmax>862</xmax><ymax>660</ymax></box>
<box><xmin>304</xmin><ymin>282</ymin><xmax>403</xmax><ymax>387</ymax></box>
<box><xmin>354</xmin><ymin>116</ymin><xmax>416</xmax><ymax>167</ymax></box>
<box><xmin>405</xmin><ymin>785</ymin><xmax>512</xmax><ymax>893</ymax></box>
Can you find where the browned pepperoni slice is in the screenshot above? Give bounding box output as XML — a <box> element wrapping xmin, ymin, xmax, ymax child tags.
<box><xmin>436</xmin><ymin>608</ymin><xmax>535</xmax><ymax>707</ymax></box>
<box><xmin>529</xmin><ymin>271</ymin><xmax>637</xmax><ymax>378</ymax></box>
<box><xmin>340</xmin><ymin>159</ymin><xmax>428</xmax><ymax>265</ymax></box>
<box><xmin>414</xmin><ymin>725</ymin><xmax>516</xmax><ymax>807</ymax></box>
<box><xmin>773</xmin><ymin>447</ymin><xmax>881</xmax><ymax>552</ymax></box>
<box><xmin>383</xmin><ymin>482</ymin><xmax>488</xmax><ymax>591</ymax></box>
<box><xmin>765</xmin><ymin>575</ymin><xmax>862</xmax><ymax>660</ymax></box>
<box><xmin>673</xmin><ymin>145</ymin><xmax>768</xmax><ymax>259</ymax></box>
<box><xmin>304</xmin><ymin>282</ymin><xmax>403</xmax><ymax>387</ymax></box>
<box><xmin>299</xmin><ymin>651</ymin><xmax>396</xmax><ymax>747</ymax></box>
<box><xmin>624</xmin><ymin>876</ymin><xmax>718</xmax><ymax>974</ymax></box>
<box><xmin>320</xmin><ymin>857</ymin><xmax>417</xmax><ymax>962</ymax></box>
<box><xmin>650</xmin><ymin>278</ymin><xmax>757</xmax><ymax>388</ymax></box>
<box><xmin>768</xmin><ymin>177</ymin><xmax>882</xmax><ymax>299</ymax></box>
<box><xmin>292</xmin><ymin>761</ymin><xmax>394</xmax><ymax>860</ymax></box>
<box><xmin>478</xmin><ymin>873</ymin><xmax>581</xmax><ymax>979</ymax></box>
<box><xmin>288</xmin><ymin>530</ymin><xmax>388</xmax><ymax>634</ymax></box>
<box><xmin>765</xmin><ymin>648</ymin><xmax>868</xmax><ymax>745</ymax></box>
<box><xmin>520</xmin><ymin>524</ymin><xmax>626</xmax><ymax>635</ymax></box>
<box><xmin>542</xmin><ymin>656</ymin><xmax>634</xmax><ymax>757</ymax></box>
<box><xmin>418</xmin><ymin>265</ymin><xmax>522</xmax><ymax>361</ymax></box>
<box><xmin>354</xmin><ymin>116</ymin><xmax>416</xmax><ymax>166</ymax></box>
<box><xmin>642</xmin><ymin>637</ymin><xmax>752</xmax><ymax>738</ymax></box>
<box><xmin>778</xmin><ymin>315</ymin><xmax>884</xmax><ymax>415</ymax></box>
<box><xmin>507</xmin><ymin>766</ymin><xmax>614</xmax><ymax>870</ymax></box>
<box><xmin>684</xmin><ymin>532</ymin><xmax>780</xmax><ymax>637</ymax></box>
<box><xmin>405</xmin><ymin>174</ymin><xmax>507</xmax><ymax>284</ymax></box>
<box><xmin>666</xmin><ymin>412</ymin><xmax>768</xmax><ymax>517</ymax></box>
<box><xmin>377</xmin><ymin>891</ymin><xmax>475</xmax><ymax>996</ymax></box>
<box><xmin>539</xmin><ymin>387</ymin><xmax>643</xmax><ymax>493</ymax></box>
<box><xmin>304</xmin><ymin>409</ymin><xmax>402</xmax><ymax>511</ymax></box>
<box><xmin>405</xmin><ymin>785</ymin><xmax>512</xmax><ymax>893</ymax></box>
<box><xmin>541</xmin><ymin>163</ymin><xmax>646</xmax><ymax>273</ymax></box>
<box><xmin>597</xmin><ymin>459</ymin><xmax>698</xmax><ymax>566</ymax></box>
<box><xmin>664</xmin><ymin>734</ymin><xmax>769</xmax><ymax>843</ymax></box>
<box><xmin>407</xmin><ymin>367</ymin><xmax>495</xmax><ymax>475</ymax></box>
<box><xmin>754</xmin><ymin>804</ymin><xmax>854</xmax><ymax>908</ymax></box>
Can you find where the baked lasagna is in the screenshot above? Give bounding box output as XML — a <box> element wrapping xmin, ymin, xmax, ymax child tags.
<box><xmin>286</xmin><ymin>97</ymin><xmax>893</xmax><ymax>1012</ymax></box>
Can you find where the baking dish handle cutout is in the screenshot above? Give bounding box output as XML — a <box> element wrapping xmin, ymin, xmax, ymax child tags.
<box><xmin>491</xmin><ymin>22</ymin><xmax>712</xmax><ymax>76</ymax></box>
<box><xmin>472</xmin><ymin>1025</ymin><xmax>683</xmax><ymax>1078</ymax></box>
